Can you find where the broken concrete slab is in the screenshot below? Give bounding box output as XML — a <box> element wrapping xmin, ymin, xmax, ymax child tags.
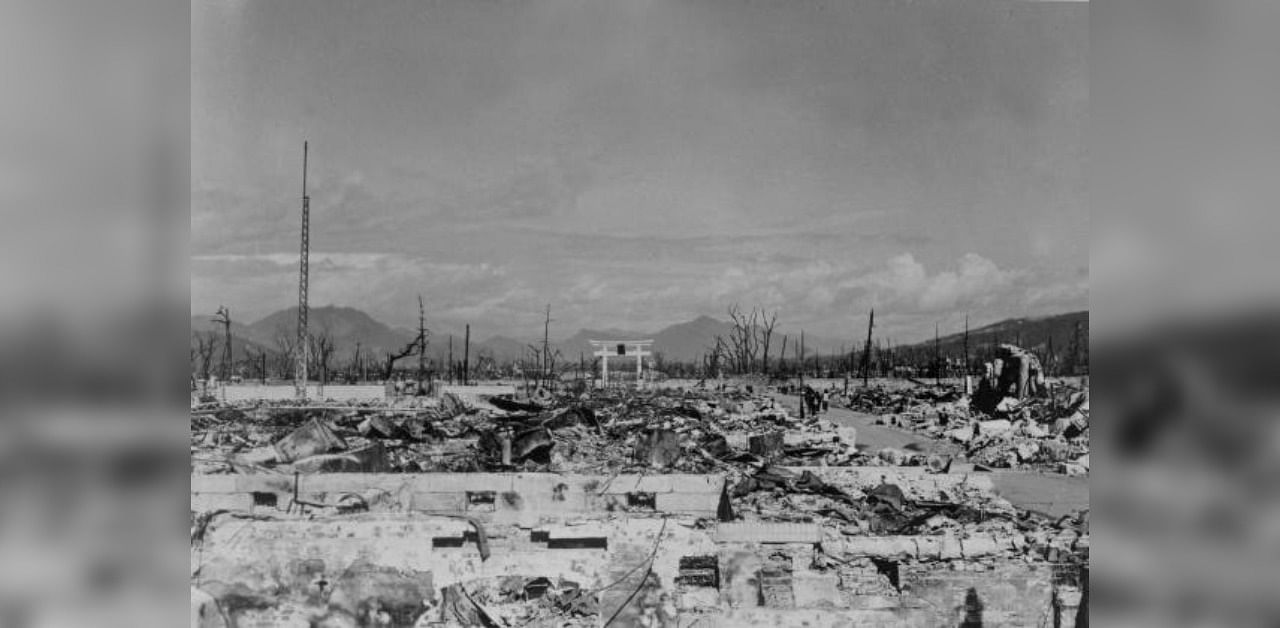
<box><xmin>273</xmin><ymin>418</ymin><xmax>346</xmax><ymax>463</ymax></box>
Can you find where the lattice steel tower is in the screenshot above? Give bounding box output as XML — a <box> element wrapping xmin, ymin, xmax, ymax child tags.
<box><xmin>295</xmin><ymin>141</ymin><xmax>310</xmax><ymax>399</ymax></box>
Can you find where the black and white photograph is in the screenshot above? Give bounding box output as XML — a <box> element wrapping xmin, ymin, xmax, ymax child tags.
<box><xmin>189</xmin><ymin>0</ymin><xmax>1087</xmax><ymax>625</ymax></box>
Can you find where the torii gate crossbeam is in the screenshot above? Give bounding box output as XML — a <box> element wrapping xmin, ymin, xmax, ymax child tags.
<box><xmin>589</xmin><ymin>340</ymin><xmax>653</xmax><ymax>388</ymax></box>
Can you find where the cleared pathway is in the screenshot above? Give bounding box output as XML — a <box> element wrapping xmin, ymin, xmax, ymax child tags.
<box><xmin>773</xmin><ymin>393</ymin><xmax>1088</xmax><ymax>518</ymax></box>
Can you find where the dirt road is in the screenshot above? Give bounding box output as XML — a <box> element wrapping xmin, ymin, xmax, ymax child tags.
<box><xmin>773</xmin><ymin>393</ymin><xmax>1088</xmax><ymax>518</ymax></box>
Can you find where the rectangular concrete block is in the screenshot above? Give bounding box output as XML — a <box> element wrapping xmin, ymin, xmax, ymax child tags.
<box><xmin>960</xmin><ymin>535</ymin><xmax>1004</xmax><ymax>558</ymax></box>
<box><xmin>833</xmin><ymin>536</ymin><xmax>917</xmax><ymax>559</ymax></box>
<box><xmin>191</xmin><ymin>492</ymin><xmax>252</xmax><ymax>512</ymax></box>
<box><xmin>410</xmin><ymin>492</ymin><xmax>466</xmax><ymax>512</ymax></box>
<box><xmin>655</xmin><ymin>492</ymin><xmax>722</xmax><ymax>515</ymax></box>
<box><xmin>230</xmin><ymin>474</ymin><xmax>293</xmax><ymax>493</ymax></box>
<box><xmin>420</xmin><ymin>474</ymin><xmax>515</xmax><ymax>493</ymax></box>
<box><xmin>193</xmin><ymin>475</ymin><xmax>238</xmax><ymax>493</ymax></box>
<box><xmin>715</xmin><ymin>522</ymin><xmax>821</xmax><ymax>544</ymax></box>
<box><xmin>542</xmin><ymin>522</ymin><xmax>612</xmax><ymax>539</ymax></box>
<box><xmin>793</xmin><ymin>573</ymin><xmax>841</xmax><ymax>608</ymax></box>
<box><xmin>608</xmin><ymin>475</ymin><xmax>674</xmax><ymax>493</ymax></box>
<box><xmin>915</xmin><ymin>537</ymin><xmax>941</xmax><ymax>559</ymax></box>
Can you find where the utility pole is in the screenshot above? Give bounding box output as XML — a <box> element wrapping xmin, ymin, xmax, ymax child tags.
<box><xmin>842</xmin><ymin>342</ymin><xmax>849</xmax><ymax>394</ymax></box>
<box><xmin>295</xmin><ymin>141</ymin><xmax>310</xmax><ymax>400</ymax></box>
<box><xmin>353</xmin><ymin>341</ymin><xmax>362</xmax><ymax>383</ymax></box>
<box><xmin>934</xmin><ymin>322</ymin><xmax>941</xmax><ymax>386</ymax></box>
<box><xmin>463</xmin><ymin>324</ymin><xmax>471</xmax><ymax>385</ymax></box>
<box><xmin>542</xmin><ymin>304</ymin><xmax>553</xmax><ymax>389</ymax></box>
<box><xmin>1046</xmin><ymin>334</ymin><xmax>1055</xmax><ymax>377</ymax></box>
<box><xmin>799</xmin><ymin>330</ymin><xmax>806</xmax><ymax>419</ymax></box>
<box><xmin>1071</xmin><ymin>321</ymin><xmax>1083</xmax><ymax>376</ymax></box>
<box><xmin>963</xmin><ymin>314</ymin><xmax>970</xmax><ymax>377</ymax></box>
<box><xmin>448</xmin><ymin>335</ymin><xmax>454</xmax><ymax>384</ymax></box>
<box><xmin>417</xmin><ymin>296</ymin><xmax>428</xmax><ymax>387</ymax></box>
<box><xmin>861</xmin><ymin>308</ymin><xmax>874</xmax><ymax>386</ymax></box>
<box><xmin>213</xmin><ymin>306</ymin><xmax>232</xmax><ymax>382</ymax></box>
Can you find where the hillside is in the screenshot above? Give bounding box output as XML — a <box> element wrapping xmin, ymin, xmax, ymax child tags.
<box><xmin>190</xmin><ymin>306</ymin><xmax>1087</xmax><ymax>372</ymax></box>
<box><xmin>895</xmin><ymin>311</ymin><xmax>1089</xmax><ymax>364</ymax></box>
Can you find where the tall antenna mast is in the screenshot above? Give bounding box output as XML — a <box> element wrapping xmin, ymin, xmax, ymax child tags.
<box><xmin>861</xmin><ymin>308</ymin><xmax>874</xmax><ymax>386</ymax></box>
<box><xmin>295</xmin><ymin>141</ymin><xmax>310</xmax><ymax>399</ymax></box>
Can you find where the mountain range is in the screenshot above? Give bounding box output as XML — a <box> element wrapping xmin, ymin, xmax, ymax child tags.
<box><xmin>191</xmin><ymin>306</ymin><xmax>1087</xmax><ymax>368</ymax></box>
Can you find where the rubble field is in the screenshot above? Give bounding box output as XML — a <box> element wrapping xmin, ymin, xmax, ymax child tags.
<box><xmin>832</xmin><ymin>376</ymin><xmax>1090</xmax><ymax>476</ymax></box>
<box><xmin>191</xmin><ymin>380</ymin><xmax>1088</xmax><ymax>627</ymax></box>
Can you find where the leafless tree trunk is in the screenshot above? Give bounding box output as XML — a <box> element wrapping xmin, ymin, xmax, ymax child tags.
<box><xmin>310</xmin><ymin>328</ymin><xmax>336</xmax><ymax>387</ymax></box>
<box><xmin>194</xmin><ymin>332</ymin><xmax>216</xmax><ymax>381</ymax></box>
<box><xmin>726</xmin><ymin>304</ymin><xmax>758</xmax><ymax>373</ymax></box>
<box><xmin>474</xmin><ymin>347</ymin><xmax>495</xmax><ymax>381</ymax></box>
<box><xmin>273</xmin><ymin>326</ymin><xmax>296</xmax><ymax>380</ymax></box>
<box><xmin>417</xmin><ymin>296</ymin><xmax>429</xmax><ymax>383</ymax></box>
<box><xmin>756</xmin><ymin>309</ymin><xmax>778</xmax><ymax>376</ymax></box>
<box><xmin>712</xmin><ymin>334</ymin><xmax>732</xmax><ymax>375</ymax></box>
<box><xmin>541</xmin><ymin>304</ymin><xmax>555</xmax><ymax>390</ymax></box>
<box><xmin>383</xmin><ymin>330</ymin><xmax>424</xmax><ymax>381</ymax></box>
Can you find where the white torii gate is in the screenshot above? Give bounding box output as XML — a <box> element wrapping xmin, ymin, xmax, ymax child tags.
<box><xmin>589</xmin><ymin>340</ymin><xmax>653</xmax><ymax>388</ymax></box>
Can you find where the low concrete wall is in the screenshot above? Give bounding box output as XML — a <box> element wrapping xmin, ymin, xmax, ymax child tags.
<box><xmin>191</xmin><ymin>472</ymin><xmax>728</xmax><ymax>521</ymax></box>
<box><xmin>436</xmin><ymin>384</ymin><xmax>516</xmax><ymax>403</ymax></box>
<box><xmin>217</xmin><ymin>384</ymin><xmax>386</xmax><ymax>402</ymax></box>
<box><xmin>193</xmin><ymin>512</ymin><xmax>1084</xmax><ymax>627</ymax></box>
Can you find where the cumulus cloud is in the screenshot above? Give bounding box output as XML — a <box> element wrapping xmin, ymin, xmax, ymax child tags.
<box><xmin>915</xmin><ymin>253</ymin><xmax>1019</xmax><ymax>311</ymax></box>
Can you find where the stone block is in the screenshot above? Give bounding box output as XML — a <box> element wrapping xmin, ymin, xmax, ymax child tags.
<box><xmin>835</xmin><ymin>536</ymin><xmax>917</xmax><ymax>559</ymax></box>
<box><xmin>656</xmin><ymin>491</ymin><xmax>722</xmax><ymax>515</ymax></box>
<box><xmin>410</xmin><ymin>492</ymin><xmax>466</xmax><ymax>512</ymax></box>
<box><xmin>792</xmin><ymin>573</ymin><xmax>841</xmax><ymax>608</ymax></box>
<box><xmin>939</xmin><ymin>535</ymin><xmax>962</xmax><ymax>560</ymax></box>
<box><xmin>960</xmin><ymin>535</ymin><xmax>1003</xmax><ymax>558</ymax></box>
<box><xmin>715</xmin><ymin>522</ymin><xmax>822</xmax><ymax>544</ymax></box>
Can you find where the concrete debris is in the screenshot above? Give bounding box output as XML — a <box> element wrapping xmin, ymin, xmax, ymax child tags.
<box><xmin>192</xmin><ymin>378</ymin><xmax>1087</xmax><ymax>627</ymax></box>
<box><xmin>635</xmin><ymin>428</ymin><xmax>683</xmax><ymax>468</ymax></box>
<box><xmin>837</xmin><ymin>359</ymin><xmax>1088</xmax><ymax>473</ymax></box>
<box><xmin>272</xmin><ymin>417</ymin><xmax>347</xmax><ymax>463</ymax></box>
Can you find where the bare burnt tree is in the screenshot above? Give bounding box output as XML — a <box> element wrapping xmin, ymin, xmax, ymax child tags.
<box><xmin>310</xmin><ymin>328</ymin><xmax>336</xmax><ymax>387</ymax></box>
<box><xmin>416</xmin><ymin>296</ymin><xmax>430</xmax><ymax>382</ymax></box>
<box><xmin>651</xmin><ymin>351</ymin><xmax>667</xmax><ymax>376</ymax></box>
<box><xmin>541</xmin><ymin>304</ymin><xmax>556</xmax><ymax>389</ymax></box>
<box><xmin>755</xmin><ymin>309</ymin><xmax>778</xmax><ymax>375</ymax></box>
<box><xmin>712</xmin><ymin>334</ymin><xmax>733</xmax><ymax>375</ymax></box>
<box><xmin>241</xmin><ymin>346</ymin><xmax>262</xmax><ymax>383</ymax></box>
<box><xmin>194</xmin><ymin>332</ymin><xmax>217</xmax><ymax>381</ymax></box>
<box><xmin>726</xmin><ymin>303</ymin><xmax>760</xmax><ymax>372</ymax></box>
<box><xmin>273</xmin><ymin>326</ymin><xmax>296</xmax><ymax>380</ymax></box>
<box><xmin>383</xmin><ymin>330</ymin><xmax>424</xmax><ymax>381</ymax></box>
<box><xmin>474</xmin><ymin>347</ymin><xmax>497</xmax><ymax>380</ymax></box>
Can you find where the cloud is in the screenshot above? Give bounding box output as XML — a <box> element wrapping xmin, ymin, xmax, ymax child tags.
<box><xmin>191</xmin><ymin>252</ymin><xmax>509</xmax><ymax>324</ymax></box>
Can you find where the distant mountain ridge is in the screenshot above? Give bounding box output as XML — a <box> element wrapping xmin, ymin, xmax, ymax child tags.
<box><xmin>892</xmin><ymin>311</ymin><xmax>1089</xmax><ymax>364</ymax></box>
<box><xmin>190</xmin><ymin>306</ymin><xmax>1087</xmax><ymax>368</ymax></box>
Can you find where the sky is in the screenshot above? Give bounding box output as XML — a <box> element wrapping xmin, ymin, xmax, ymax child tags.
<box><xmin>192</xmin><ymin>0</ymin><xmax>1087</xmax><ymax>343</ymax></box>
